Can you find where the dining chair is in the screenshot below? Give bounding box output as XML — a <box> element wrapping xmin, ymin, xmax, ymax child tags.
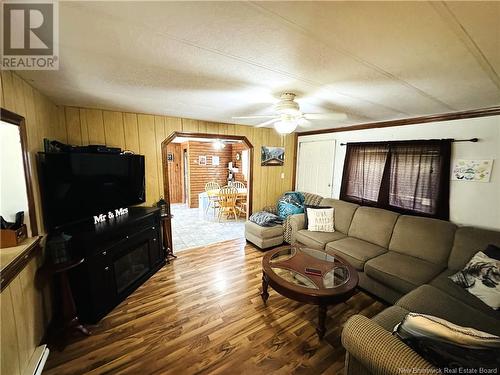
<box><xmin>217</xmin><ymin>186</ymin><xmax>238</xmax><ymax>221</ymax></box>
<box><xmin>205</xmin><ymin>181</ymin><xmax>220</xmax><ymax>216</ymax></box>
<box><xmin>233</xmin><ymin>181</ymin><xmax>247</xmax><ymax>217</ymax></box>
<box><xmin>233</xmin><ymin>181</ymin><xmax>245</xmax><ymax>189</ymax></box>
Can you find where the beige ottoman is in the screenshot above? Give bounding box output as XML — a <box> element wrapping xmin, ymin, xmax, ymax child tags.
<box><xmin>245</xmin><ymin>221</ymin><xmax>284</xmax><ymax>249</ymax></box>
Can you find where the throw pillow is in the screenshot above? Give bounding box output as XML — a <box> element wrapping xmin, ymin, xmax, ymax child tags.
<box><xmin>249</xmin><ymin>211</ymin><xmax>283</xmax><ymax>227</ymax></box>
<box><xmin>484</xmin><ymin>244</ymin><xmax>500</xmax><ymax>261</ymax></box>
<box><xmin>449</xmin><ymin>251</ymin><xmax>500</xmax><ymax>310</ymax></box>
<box><xmin>276</xmin><ymin>192</ymin><xmax>305</xmax><ymax>219</ymax></box>
<box><xmin>307</xmin><ymin>207</ymin><xmax>335</xmax><ymax>232</ymax></box>
<box><xmin>304</xmin><ymin>205</ymin><xmax>332</xmax><ymax>228</ymax></box>
<box><xmin>394</xmin><ymin>313</ymin><xmax>500</xmax><ymax>370</ymax></box>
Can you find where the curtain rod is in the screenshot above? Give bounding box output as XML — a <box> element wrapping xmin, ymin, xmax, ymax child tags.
<box><xmin>339</xmin><ymin>138</ymin><xmax>479</xmax><ymax>146</ymax></box>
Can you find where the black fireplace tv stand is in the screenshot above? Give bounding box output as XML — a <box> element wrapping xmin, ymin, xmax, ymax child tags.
<box><xmin>64</xmin><ymin>207</ymin><xmax>165</xmax><ymax>323</ymax></box>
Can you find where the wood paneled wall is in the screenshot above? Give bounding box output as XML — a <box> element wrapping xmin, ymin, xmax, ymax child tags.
<box><xmin>1</xmin><ymin>71</ymin><xmax>57</xmax><ymax>375</ymax></box>
<box><xmin>1</xmin><ymin>71</ymin><xmax>66</xmax><ymax>234</ymax></box>
<box><xmin>1</xmin><ymin>252</ymin><xmax>50</xmax><ymax>375</ymax></box>
<box><xmin>2</xmin><ymin>71</ymin><xmax>296</xmax><ymax>212</ymax></box>
<box><xmin>166</xmin><ymin>143</ymin><xmax>182</xmax><ymax>203</ymax></box>
<box><xmin>185</xmin><ymin>141</ymin><xmax>232</xmax><ymax>208</ymax></box>
<box><xmin>62</xmin><ymin>107</ymin><xmax>296</xmax><ymax>211</ymax></box>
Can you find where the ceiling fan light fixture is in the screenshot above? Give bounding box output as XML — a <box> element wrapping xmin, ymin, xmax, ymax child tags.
<box><xmin>233</xmin><ymin>90</ymin><xmax>347</xmax><ymax>133</ymax></box>
<box><xmin>213</xmin><ymin>139</ymin><xmax>225</xmax><ymax>150</ymax></box>
<box><xmin>275</xmin><ymin>97</ymin><xmax>300</xmax><ymax>116</ymax></box>
<box><xmin>274</xmin><ymin>120</ymin><xmax>298</xmax><ymax>135</ymax></box>
<box><xmin>281</xmin><ymin>108</ymin><xmax>300</xmax><ymax>116</ymax></box>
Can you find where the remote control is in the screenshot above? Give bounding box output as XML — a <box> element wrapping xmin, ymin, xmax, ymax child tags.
<box><xmin>304</xmin><ymin>267</ymin><xmax>322</xmax><ymax>276</ymax></box>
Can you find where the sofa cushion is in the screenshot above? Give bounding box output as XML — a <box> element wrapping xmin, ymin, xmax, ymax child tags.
<box><xmin>325</xmin><ymin>237</ymin><xmax>387</xmax><ymax>271</ymax></box>
<box><xmin>348</xmin><ymin>207</ymin><xmax>399</xmax><ymax>248</ymax></box>
<box><xmin>365</xmin><ymin>252</ymin><xmax>443</xmax><ymax>293</ymax></box>
<box><xmin>245</xmin><ymin>231</ymin><xmax>283</xmax><ymax>249</ymax></box>
<box><xmin>389</xmin><ymin>215</ymin><xmax>456</xmax><ymax>266</ymax></box>
<box><xmin>244</xmin><ymin>221</ymin><xmax>283</xmax><ymax>239</ymax></box>
<box><xmin>448</xmin><ymin>227</ymin><xmax>500</xmax><ymax>271</ymax></box>
<box><xmin>295</xmin><ymin>229</ymin><xmax>345</xmax><ymax>250</ymax></box>
<box><xmin>359</xmin><ymin>272</ymin><xmax>404</xmax><ymax>304</ymax></box>
<box><xmin>302</xmin><ymin>192</ymin><xmax>323</xmax><ymax>206</ymax></box>
<box><xmin>430</xmin><ymin>269</ymin><xmax>500</xmax><ymax>319</ymax></box>
<box><xmin>319</xmin><ymin>198</ymin><xmax>359</xmax><ymax>234</ymax></box>
<box><xmin>396</xmin><ymin>285</ymin><xmax>500</xmax><ymax>336</ymax></box>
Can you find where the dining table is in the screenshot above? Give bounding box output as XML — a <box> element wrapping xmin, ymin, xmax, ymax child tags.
<box><xmin>198</xmin><ymin>188</ymin><xmax>248</xmax><ymax>216</ymax></box>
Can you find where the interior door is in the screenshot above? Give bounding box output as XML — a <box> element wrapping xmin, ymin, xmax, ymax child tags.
<box><xmin>162</xmin><ymin>143</ymin><xmax>174</xmax><ymax>254</ymax></box>
<box><xmin>183</xmin><ymin>150</ymin><xmax>189</xmax><ymax>204</ymax></box>
<box><xmin>296</xmin><ymin>140</ymin><xmax>335</xmax><ymax>197</ymax></box>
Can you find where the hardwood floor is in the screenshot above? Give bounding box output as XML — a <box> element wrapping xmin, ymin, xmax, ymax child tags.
<box><xmin>44</xmin><ymin>239</ymin><xmax>386</xmax><ymax>375</ymax></box>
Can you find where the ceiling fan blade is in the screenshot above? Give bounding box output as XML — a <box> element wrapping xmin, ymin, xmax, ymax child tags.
<box><xmin>303</xmin><ymin>113</ymin><xmax>347</xmax><ymax>120</ymax></box>
<box><xmin>232</xmin><ymin>115</ymin><xmax>279</xmax><ymax>119</ymax></box>
<box><xmin>297</xmin><ymin>119</ymin><xmax>312</xmax><ymax>128</ymax></box>
<box><xmin>255</xmin><ymin>118</ymin><xmax>280</xmax><ymax>128</ymax></box>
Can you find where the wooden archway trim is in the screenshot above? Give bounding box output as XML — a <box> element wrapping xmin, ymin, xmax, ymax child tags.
<box><xmin>1</xmin><ymin>108</ymin><xmax>38</xmax><ymax>236</ymax></box>
<box><xmin>160</xmin><ymin>131</ymin><xmax>254</xmax><ymax>219</ymax></box>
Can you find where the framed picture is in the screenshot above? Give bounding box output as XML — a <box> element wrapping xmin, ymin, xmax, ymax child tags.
<box><xmin>212</xmin><ymin>155</ymin><xmax>220</xmax><ymax>166</ymax></box>
<box><xmin>167</xmin><ymin>152</ymin><xmax>174</xmax><ymax>162</ymax></box>
<box><xmin>261</xmin><ymin>146</ymin><xmax>285</xmax><ymax>166</ymax></box>
<box><xmin>452</xmin><ymin>159</ymin><xmax>494</xmax><ymax>182</ymax></box>
<box><xmin>198</xmin><ymin>155</ymin><xmax>207</xmax><ymax>165</ymax></box>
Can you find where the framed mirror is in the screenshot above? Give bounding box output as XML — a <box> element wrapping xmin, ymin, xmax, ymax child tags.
<box><xmin>0</xmin><ymin>108</ymin><xmax>38</xmax><ymax>239</ymax></box>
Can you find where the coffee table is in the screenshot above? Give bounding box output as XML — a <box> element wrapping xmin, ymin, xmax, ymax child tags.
<box><xmin>261</xmin><ymin>245</ymin><xmax>359</xmax><ymax>339</ymax></box>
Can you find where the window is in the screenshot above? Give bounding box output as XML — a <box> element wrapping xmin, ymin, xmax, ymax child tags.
<box><xmin>340</xmin><ymin>140</ymin><xmax>451</xmax><ymax>219</ymax></box>
<box><xmin>341</xmin><ymin>143</ymin><xmax>389</xmax><ymax>204</ymax></box>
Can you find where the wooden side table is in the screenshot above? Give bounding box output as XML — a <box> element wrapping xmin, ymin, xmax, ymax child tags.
<box><xmin>50</xmin><ymin>258</ymin><xmax>91</xmax><ymax>345</ymax></box>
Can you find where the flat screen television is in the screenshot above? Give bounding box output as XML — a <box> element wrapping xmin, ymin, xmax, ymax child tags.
<box><xmin>39</xmin><ymin>152</ymin><xmax>145</xmax><ymax>230</ymax></box>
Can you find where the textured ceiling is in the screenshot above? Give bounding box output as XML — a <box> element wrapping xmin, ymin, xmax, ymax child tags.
<box><xmin>18</xmin><ymin>1</ymin><xmax>500</xmax><ymax>130</ymax></box>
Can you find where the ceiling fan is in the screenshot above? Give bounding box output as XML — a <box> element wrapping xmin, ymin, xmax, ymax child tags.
<box><xmin>232</xmin><ymin>92</ymin><xmax>347</xmax><ymax>134</ymax></box>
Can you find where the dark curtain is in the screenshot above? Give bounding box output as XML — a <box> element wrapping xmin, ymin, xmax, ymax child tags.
<box><xmin>340</xmin><ymin>139</ymin><xmax>452</xmax><ymax>220</ymax></box>
<box><xmin>340</xmin><ymin>143</ymin><xmax>389</xmax><ymax>205</ymax></box>
<box><xmin>386</xmin><ymin>140</ymin><xmax>451</xmax><ymax>219</ymax></box>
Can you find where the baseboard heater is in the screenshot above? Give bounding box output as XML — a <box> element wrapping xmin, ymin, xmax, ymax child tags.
<box><xmin>24</xmin><ymin>345</ymin><xmax>49</xmax><ymax>375</ymax></box>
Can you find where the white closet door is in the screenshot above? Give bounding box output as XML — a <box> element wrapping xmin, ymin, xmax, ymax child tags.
<box><xmin>296</xmin><ymin>140</ymin><xmax>335</xmax><ymax>197</ymax></box>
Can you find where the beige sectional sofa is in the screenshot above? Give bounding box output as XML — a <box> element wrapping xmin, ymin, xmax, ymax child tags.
<box><xmin>289</xmin><ymin>198</ymin><xmax>500</xmax><ymax>374</ymax></box>
<box><xmin>244</xmin><ymin>220</ymin><xmax>284</xmax><ymax>249</ymax></box>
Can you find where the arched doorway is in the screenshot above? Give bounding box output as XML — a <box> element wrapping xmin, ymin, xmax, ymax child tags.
<box><xmin>161</xmin><ymin>132</ymin><xmax>254</xmax><ymax>253</ymax></box>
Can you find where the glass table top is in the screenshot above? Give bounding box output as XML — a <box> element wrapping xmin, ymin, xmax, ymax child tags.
<box><xmin>269</xmin><ymin>246</ymin><xmax>350</xmax><ymax>290</ymax></box>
